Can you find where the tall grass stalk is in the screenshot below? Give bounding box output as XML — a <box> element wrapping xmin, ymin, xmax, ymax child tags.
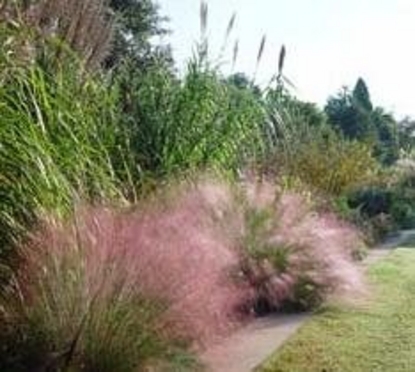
<box><xmin>114</xmin><ymin>56</ymin><xmax>267</xmax><ymax>181</ymax></box>
<box><xmin>0</xmin><ymin>48</ymin><xmax>129</xmax><ymax>259</ymax></box>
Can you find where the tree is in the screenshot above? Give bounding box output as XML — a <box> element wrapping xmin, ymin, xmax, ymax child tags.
<box><xmin>105</xmin><ymin>0</ymin><xmax>172</xmax><ymax>68</ymax></box>
<box><xmin>371</xmin><ymin>107</ymin><xmax>399</xmax><ymax>165</ymax></box>
<box><xmin>325</xmin><ymin>86</ymin><xmax>372</xmax><ymax>140</ymax></box>
<box><xmin>353</xmin><ymin>77</ymin><xmax>373</xmax><ymax>112</ymax></box>
<box><xmin>226</xmin><ymin>72</ymin><xmax>262</xmax><ymax>97</ymax></box>
<box><xmin>325</xmin><ymin>78</ymin><xmax>399</xmax><ymax>165</ymax></box>
<box><xmin>398</xmin><ymin>117</ymin><xmax>415</xmax><ymax>152</ymax></box>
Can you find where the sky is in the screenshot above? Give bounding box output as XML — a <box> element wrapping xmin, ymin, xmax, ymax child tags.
<box><xmin>158</xmin><ymin>0</ymin><xmax>415</xmax><ymax>118</ymax></box>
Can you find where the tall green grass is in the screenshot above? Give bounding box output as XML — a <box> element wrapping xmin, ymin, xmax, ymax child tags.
<box><xmin>0</xmin><ymin>9</ymin><xmax>269</xmax><ymax>268</ymax></box>
<box><xmin>114</xmin><ymin>57</ymin><xmax>267</xmax><ymax>181</ymax></box>
<box><xmin>0</xmin><ymin>51</ymin><xmax>128</xmax><ymax>260</ymax></box>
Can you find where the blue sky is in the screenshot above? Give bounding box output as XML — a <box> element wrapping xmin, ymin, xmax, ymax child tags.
<box><xmin>158</xmin><ymin>0</ymin><xmax>415</xmax><ymax>118</ymax></box>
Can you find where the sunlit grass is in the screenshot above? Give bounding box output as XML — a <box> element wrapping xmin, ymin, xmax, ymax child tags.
<box><xmin>259</xmin><ymin>248</ymin><xmax>415</xmax><ymax>372</ymax></box>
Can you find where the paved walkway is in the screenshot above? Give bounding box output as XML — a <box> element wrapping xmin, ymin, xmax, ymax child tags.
<box><xmin>200</xmin><ymin>230</ymin><xmax>415</xmax><ymax>372</ymax></box>
<box><xmin>200</xmin><ymin>314</ymin><xmax>308</xmax><ymax>372</ymax></box>
<box><xmin>364</xmin><ymin>229</ymin><xmax>415</xmax><ymax>265</ymax></box>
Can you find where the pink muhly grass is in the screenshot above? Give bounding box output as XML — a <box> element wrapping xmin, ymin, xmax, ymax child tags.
<box><xmin>18</xmin><ymin>179</ymin><xmax>254</xmax><ymax>352</ymax></box>
<box><xmin>277</xmin><ymin>195</ymin><xmax>365</xmax><ymax>292</ymax></box>
<box><xmin>242</xmin><ymin>185</ymin><xmax>366</xmax><ymax>310</ymax></box>
<box><xmin>119</xmin><ymin>180</ymin><xmax>253</xmax><ymax>348</ymax></box>
<box><xmin>2</xmin><ymin>176</ymin><xmax>367</xmax><ymax>370</ymax></box>
<box><xmin>4</xmin><ymin>213</ymin><xmax>171</xmax><ymax>372</ymax></box>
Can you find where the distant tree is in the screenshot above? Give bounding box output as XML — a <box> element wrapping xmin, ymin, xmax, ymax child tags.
<box><xmin>398</xmin><ymin>117</ymin><xmax>415</xmax><ymax>152</ymax></box>
<box><xmin>353</xmin><ymin>77</ymin><xmax>373</xmax><ymax>112</ymax></box>
<box><xmin>226</xmin><ymin>72</ymin><xmax>262</xmax><ymax>97</ymax></box>
<box><xmin>325</xmin><ymin>78</ymin><xmax>399</xmax><ymax>165</ymax></box>
<box><xmin>106</xmin><ymin>0</ymin><xmax>172</xmax><ymax>69</ymax></box>
<box><xmin>372</xmin><ymin>107</ymin><xmax>399</xmax><ymax>165</ymax></box>
<box><xmin>325</xmin><ymin>86</ymin><xmax>371</xmax><ymax>139</ymax></box>
<box><xmin>290</xmin><ymin>100</ymin><xmax>327</xmax><ymax>128</ymax></box>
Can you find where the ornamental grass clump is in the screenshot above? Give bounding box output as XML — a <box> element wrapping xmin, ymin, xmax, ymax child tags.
<box><xmin>0</xmin><ymin>178</ymin><xmax>251</xmax><ymax>371</ymax></box>
<box><xmin>240</xmin><ymin>181</ymin><xmax>366</xmax><ymax>311</ymax></box>
<box><xmin>0</xmin><ymin>210</ymin><xmax>198</xmax><ymax>372</ymax></box>
<box><xmin>0</xmin><ymin>177</ymin><xmax>367</xmax><ymax>372</ymax></box>
<box><xmin>118</xmin><ymin>179</ymin><xmax>253</xmax><ymax>348</ymax></box>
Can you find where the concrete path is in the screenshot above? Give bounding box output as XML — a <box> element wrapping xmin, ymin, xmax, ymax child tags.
<box><xmin>199</xmin><ymin>314</ymin><xmax>308</xmax><ymax>372</ymax></box>
<box><xmin>365</xmin><ymin>229</ymin><xmax>415</xmax><ymax>266</ymax></box>
<box><xmin>201</xmin><ymin>230</ymin><xmax>415</xmax><ymax>372</ymax></box>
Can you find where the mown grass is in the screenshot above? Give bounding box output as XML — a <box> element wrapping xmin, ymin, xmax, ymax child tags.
<box><xmin>259</xmin><ymin>248</ymin><xmax>415</xmax><ymax>372</ymax></box>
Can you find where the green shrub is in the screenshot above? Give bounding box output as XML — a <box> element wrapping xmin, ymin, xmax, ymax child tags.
<box><xmin>264</xmin><ymin>91</ymin><xmax>379</xmax><ymax>196</ymax></box>
<box><xmin>346</xmin><ymin>183</ymin><xmax>415</xmax><ymax>240</ymax></box>
<box><xmin>289</xmin><ymin>133</ymin><xmax>378</xmax><ymax>196</ymax></box>
<box><xmin>347</xmin><ymin>187</ymin><xmax>392</xmax><ymax>218</ymax></box>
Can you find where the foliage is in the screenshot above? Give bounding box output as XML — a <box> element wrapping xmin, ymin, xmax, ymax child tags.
<box><xmin>348</xmin><ymin>185</ymin><xmax>415</xmax><ymax>234</ymax></box>
<box><xmin>371</xmin><ymin>107</ymin><xmax>399</xmax><ymax>165</ymax></box>
<box><xmin>0</xmin><ymin>0</ymin><xmax>171</xmax><ymax>70</ymax></box>
<box><xmin>240</xmin><ymin>205</ymin><xmax>293</xmax><ymax>313</ymax></box>
<box><xmin>267</xmin><ymin>88</ymin><xmax>327</xmax><ymax>130</ymax></box>
<box><xmin>0</xmin><ymin>1</ymin><xmax>413</xmax><ymax>368</ymax></box>
<box><xmin>287</xmin><ymin>132</ymin><xmax>377</xmax><ymax>196</ymax></box>
<box><xmin>0</xmin><ymin>48</ymin><xmax>130</xmax><ymax>262</ymax></box>
<box><xmin>106</xmin><ymin>0</ymin><xmax>172</xmax><ymax>69</ymax></box>
<box><xmin>0</xmin><ymin>178</ymin><xmax>367</xmax><ymax>370</ymax></box>
<box><xmin>114</xmin><ymin>58</ymin><xmax>267</xmax><ymax>179</ymax></box>
<box><xmin>353</xmin><ymin>77</ymin><xmax>373</xmax><ymax>112</ymax></box>
<box><xmin>338</xmin><ymin>157</ymin><xmax>415</xmax><ymax>239</ymax></box>
<box><xmin>110</xmin><ymin>2</ymin><xmax>266</xmax><ymax>179</ymax></box>
<box><xmin>0</xmin><ymin>0</ymin><xmax>268</xmax><ymax>272</ymax></box>
<box><xmin>226</xmin><ymin>72</ymin><xmax>262</xmax><ymax>97</ymax></box>
<box><xmin>325</xmin><ymin>86</ymin><xmax>373</xmax><ymax>140</ymax></box>
<box><xmin>263</xmin><ymin>90</ymin><xmax>379</xmax><ymax>196</ymax></box>
<box><xmin>398</xmin><ymin>117</ymin><xmax>415</xmax><ymax>152</ymax></box>
<box><xmin>325</xmin><ymin>78</ymin><xmax>399</xmax><ymax>165</ymax></box>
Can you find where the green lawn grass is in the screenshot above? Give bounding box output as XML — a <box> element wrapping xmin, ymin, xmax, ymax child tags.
<box><xmin>259</xmin><ymin>248</ymin><xmax>415</xmax><ymax>372</ymax></box>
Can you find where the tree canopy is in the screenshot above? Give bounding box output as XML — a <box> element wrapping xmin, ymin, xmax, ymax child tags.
<box><xmin>325</xmin><ymin>78</ymin><xmax>399</xmax><ymax>165</ymax></box>
<box><xmin>106</xmin><ymin>0</ymin><xmax>172</xmax><ymax>68</ymax></box>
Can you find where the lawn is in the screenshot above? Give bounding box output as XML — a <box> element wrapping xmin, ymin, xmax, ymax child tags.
<box><xmin>259</xmin><ymin>248</ymin><xmax>415</xmax><ymax>372</ymax></box>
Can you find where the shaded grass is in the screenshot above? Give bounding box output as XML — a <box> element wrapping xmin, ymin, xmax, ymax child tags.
<box><xmin>259</xmin><ymin>248</ymin><xmax>415</xmax><ymax>372</ymax></box>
